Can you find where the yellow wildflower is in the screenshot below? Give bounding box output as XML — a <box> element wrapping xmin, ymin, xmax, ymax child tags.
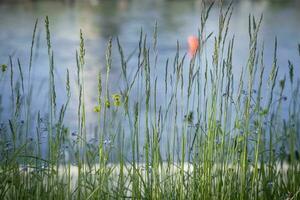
<box><xmin>105</xmin><ymin>99</ymin><xmax>111</xmax><ymax>108</ymax></box>
<box><xmin>112</xmin><ymin>94</ymin><xmax>121</xmax><ymax>107</ymax></box>
<box><xmin>93</xmin><ymin>105</ymin><xmax>101</xmax><ymax>113</ymax></box>
<box><xmin>1</xmin><ymin>64</ymin><xmax>7</xmax><ymax>72</ymax></box>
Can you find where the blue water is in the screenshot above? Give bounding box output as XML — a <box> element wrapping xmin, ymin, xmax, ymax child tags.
<box><xmin>0</xmin><ymin>0</ymin><xmax>299</xmax><ymax>140</ymax></box>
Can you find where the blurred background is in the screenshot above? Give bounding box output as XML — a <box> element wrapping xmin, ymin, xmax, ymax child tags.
<box><xmin>0</xmin><ymin>0</ymin><xmax>299</xmax><ymax>128</ymax></box>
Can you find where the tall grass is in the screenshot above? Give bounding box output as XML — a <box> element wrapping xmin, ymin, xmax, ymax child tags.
<box><xmin>0</xmin><ymin>2</ymin><xmax>300</xmax><ymax>200</ymax></box>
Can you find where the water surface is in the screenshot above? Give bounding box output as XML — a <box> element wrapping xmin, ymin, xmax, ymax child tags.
<box><xmin>0</xmin><ymin>0</ymin><xmax>299</xmax><ymax>134</ymax></box>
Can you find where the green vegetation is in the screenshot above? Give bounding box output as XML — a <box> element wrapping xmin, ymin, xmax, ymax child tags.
<box><xmin>0</xmin><ymin>3</ymin><xmax>299</xmax><ymax>200</ymax></box>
